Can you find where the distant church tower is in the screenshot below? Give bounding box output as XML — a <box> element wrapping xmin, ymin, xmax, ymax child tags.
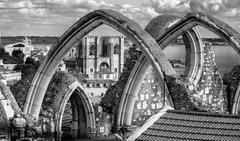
<box><xmin>76</xmin><ymin>35</ymin><xmax>125</xmax><ymax>81</ymax></box>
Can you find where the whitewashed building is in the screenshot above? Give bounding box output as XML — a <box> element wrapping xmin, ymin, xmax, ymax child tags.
<box><xmin>4</xmin><ymin>37</ymin><xmax>33</xmax><ymax>60</ymax></box>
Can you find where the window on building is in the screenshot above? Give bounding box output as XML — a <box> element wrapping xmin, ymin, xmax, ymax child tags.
<box><xmin>106</xmin><ymin>74</ymin><xmax>110</xmax><ymax>78</ymax></box>
<box><xmin>103</xmin><ymin>83</ymin><xmax>107</xmax><ymax>87</ymax></box>
<box><xmin>100</xmin><ymin>62</ymin><xmax>109</xmax><ymax>70</ymax></box>
<box><xmin>90</xmin><ymin>68</ymin><xmax>94</xmax><ymax>73</ymax></box>
<box><xmin>97</xmin><ymin>83</ymin><xmax>100</xmax><ymax>87</ymax></box>
<box><xmin>89</xmin><ymin>44</ymin><xmax>96</xmax><ymax>55</ymax></box>
<box><xmin>115</xmin><ymin>68</ymin><xmax>118</xmax><ymax>73</ymax></box>
<box><xmin>114</xmin><ymin>44</ymin><xmax>120</xmax><ymax>54</ymax></box>
<box><xmin>102</xmin><ymin>39</ymin><xmax>108</xmax><ymax>57</ymax></box>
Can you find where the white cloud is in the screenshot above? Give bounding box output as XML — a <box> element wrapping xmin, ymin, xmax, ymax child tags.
<box><xmin>211</xmin><ymin>4</ymin><xmax>220</xmax><ymax>11</ymax></box>
<box><xmin>9</xmin><ymin>1</ymin><xmax>35</xmax><ymax>8</ymax></box>
<box><xmin>224</xmin><ymin>8</ymin><xmax>240</xmax><ymax>17</ymax></box>
<box><xmin>0</xmin><ymin>0</ymin><xmax>239</xmax><ymax>36</ymax></box>
<box><xmin>143</xmin><ymin>0</ymin><xmax>240</xmax><ymax>19</ymax></box>
<box><xmin>144</xmin><ymin>0</ymin><xmax>191</xmax><ymax>13</ymax></box>
<box><xmin>18</xmin><ymin>8</ymin><xmax>47</xmax><ymax>16</ymax></box>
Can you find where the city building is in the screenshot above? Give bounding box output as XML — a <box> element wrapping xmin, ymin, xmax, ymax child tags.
<box><xmin>64</xmin><ymin>45</ymin><xmax>77</xmax><ymax>60</ymax></box>
<box><xmin>56</xmin><ymin>60</ymin><xmax>67</xmax><ymax>72</ymax></box>
<box><xmin>63</xmin><ymin>35</ymin><xmax>127</xmax><ymax>100</ymax></box>
<box><xmin>4</xmin><ymin>36</ymin><xmax>33</xmax><ymax>60</ymax></box>
<box><xmin>0</xmin><ymin>60</ymin><xmax>21</xmax><ymax>86</ymax></box>
<box><xmin>31</xmin><ymin>49</ymin><xmax>45</xmax><ymax>62</ymax></box>
<box><xmin>77</xmin><ymin>35</ymin><xmax>125</xmax><ymax>81</ymax></box>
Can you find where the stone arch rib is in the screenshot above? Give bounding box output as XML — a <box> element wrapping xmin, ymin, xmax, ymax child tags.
<box><xmin>117</xmin><ymin>15</ymin><xmax>204</xmax><ymax>128</ymax></box>
<box><xmin>55</xmin><ymin>81</ymin><xmax>96</xmax><ymax>138</ymax></box>
<box><xmin>39</xmin><ymin>71</ymin><xmax>96</xmax><ymax>139</ymax></box>
<box><xmin>153</xmin><ymin>12</ymin><xmax>240</xmax><ymax>54</ymax></box>
<box><xmin>146</xmin><ymin>12</ymin><xmax>240</xmax><ymax>114</ymax></box>
<box><xmin>145</xmin><ymin>15</ymin><xmax>204</xmax><ymax>85</ymax></box>
<box><xmin>24</xmin><ymin>9</ymin><xmax>176</xmax><ymax>118</ymax></box>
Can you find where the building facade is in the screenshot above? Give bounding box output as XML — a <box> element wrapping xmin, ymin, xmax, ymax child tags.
<box><xmin>4</xmin><ymin>37</ymin><xmax>33</xmax><ymax>60</ymax></box>
<box><xmin>0</xmin><ymin>60</ymin><xmax>21</xmax><ymax>86</ymax></box>
<box><xmin>77</xmin><ymin>35</ymin><xmax>125</xmax><ymax>81</ymax></box>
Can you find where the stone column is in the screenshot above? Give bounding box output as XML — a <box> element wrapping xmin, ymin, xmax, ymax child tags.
<box><xmin>71</xmin><ymin>120</ymin><xmax>78</xmax><ymax>139</ymax></box>
<box><xmin>86</xmin><ymin>127</ymin><xmax>96</xmax><ymax>138</ymax></box>
<box><xmin>109</xmin><ymin>37</ymin><xmax>114</xmax><ymax>72</ymax></box>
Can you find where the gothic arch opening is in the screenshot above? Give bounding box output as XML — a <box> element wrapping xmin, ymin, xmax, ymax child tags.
<box><xmin>99</xmin><ymin>62</ymin><xmax>110</xmax><ymax>70</ymax></box>
<box><xmin>145</xmin><ymin>15</ymin><xmax>204</xmax><ymax>86</ymax></box>
<box><xmin>40</xmin><ymin>72</ymin><xmax>95</xmax><ymax>140</ymax></box>
<box><xmin>146</xmin><ymin>12</ymin><xmax>240</xmax><ymax>114</ymax></box>
<box><xmin>61</xmin><ymin>89</ymin><xmax>92</xmax><ymax>140</ymax></box>
<box><xmin>117</xmin><ymin>15</ymin><xmax>204</xmax><ymax>129</ymax></box>
<box><xmin>24</xmin><ymin>9</ymin><xmax>176</xmax><ymax>119</ymax></box>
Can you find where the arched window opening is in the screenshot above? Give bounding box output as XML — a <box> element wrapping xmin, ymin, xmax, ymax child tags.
<box><xmin>89</xmin><ymin>45</ymin><xmax>96</xmax><ymax>56</ymax></box>
<box><xmin>114</xmin><ymin>44</ymin><xmax>120</xmax><ymax>54</ymax></box>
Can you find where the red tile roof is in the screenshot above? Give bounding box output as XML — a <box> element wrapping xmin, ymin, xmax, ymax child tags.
<box><xmin>136</xmin><ymin>110</ymin><xmax>240</xmax><ymax>141</ymax></box>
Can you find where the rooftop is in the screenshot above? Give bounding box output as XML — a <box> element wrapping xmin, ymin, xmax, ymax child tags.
<box><xmin>135</xmin><ymin>110</ymin><xmax>240</xmax><ymax>141</ymax></box>
<box><xmin>0</xmin><ymin>66</ymin><xmax>17</xmax><ymax>74</ymax></box>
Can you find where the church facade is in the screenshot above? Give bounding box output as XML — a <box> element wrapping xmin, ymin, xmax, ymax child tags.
<box><xmin>76</xmin><ymin>35</ymin><xmax>125</xmax><ymax>81</ymax></box>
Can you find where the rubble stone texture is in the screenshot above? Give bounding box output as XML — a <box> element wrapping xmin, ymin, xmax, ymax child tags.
<box><xmin>223</xmin><ymin>65</ymin><xmax>240</xmax><ymax>113</ymax></box>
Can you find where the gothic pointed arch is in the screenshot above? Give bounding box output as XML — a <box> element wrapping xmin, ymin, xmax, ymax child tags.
<box><xmin>145</xmin><ymin>12</ymin><xmax>240</xmax><ymax>114</ymax></box>
<box><xmin>117</xmin><ymin>15</ymin><xmax>204</xmax><ymax>128</ymax></box>
<box><xmin>42</xmin><ymin>71</ymin><xmax>95</xmax><ymax>139</ymax></box>
<box><xmin>145</xmin><ymin>15</ymin><xmax>204</xmax><ymax>85</ymax></box>
<box><xmin>24</xmin><ymin>9</ymin><xmax>176</xmax><ymax>118</ymax></box>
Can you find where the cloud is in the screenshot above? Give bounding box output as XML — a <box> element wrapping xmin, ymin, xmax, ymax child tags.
<box><xmin>143</xmin><ymin>0</ymin><xmax>191</xmax><ymax>14</ymax></box>
<box><xmin>141</xmin><ymin>0</ymin><xmax>240</xmax><ymax>21</ymax></box>
<box><xmin>0</xmin><ymin>0</ymin><xmax>239</xmax><ymax>36</ymax></box>
<box><xmin>18</xmin><ymin>8</ymin><xmax>47</xmax><ymax>16</ymax></box>
<box><xmin>224</xmin><ymin>8</ymin><xmax>240</xmax><ymax>17</ymax></box>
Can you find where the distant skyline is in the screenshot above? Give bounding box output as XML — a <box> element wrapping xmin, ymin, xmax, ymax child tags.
<box><xmin>0</xmin><ymin>0</ymin><xmax>239</xmax><ymax>37</ymax></box>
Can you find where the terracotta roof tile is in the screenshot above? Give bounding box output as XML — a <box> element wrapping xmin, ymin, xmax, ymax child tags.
<box><xmin>136</xmin><ymin>110</ymin><xmax>240</xmax><ymax>141</ymax></box>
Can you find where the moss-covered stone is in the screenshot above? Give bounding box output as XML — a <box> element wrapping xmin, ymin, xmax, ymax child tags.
<box><xmin>223</xmin><ymin>65</ymin><xmax>240</xmax><ymax>112</ymax></box>
<box><xmin>165</xmin><ymin>75</ymin><xmax>208</xmax><ymax>112</ymax></box>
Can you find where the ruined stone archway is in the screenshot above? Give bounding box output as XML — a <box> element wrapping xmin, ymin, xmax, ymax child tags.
<box><xmin>117</xmin><ymin>11</ymin><xmax>240</xmax><ymax>129</ymax></box>
<box><xmin>42</xmin><ymin>72</ymin><xmax>95</xmax><ymax>139</ymax></box>
<box><xmin>117</xmin><ymin>15</ymin><xmax>204</xmax><ymax>128</ymax></box>
<box><xmin>0</xmin><ymin>82</ymin><xmax>21</xmax><ymax>140</ymax></box>
<box><xmin>145</xmin><ymin>12</ymin><xmax>240</xmax><ymax>114</ymax></box>
<box><xmin>24</xmin><ymin>9</ymin><xmax>176</xmax><ymax>118</ymax></box>
<box><xmin>145</xmin><ymin>15</ymin><xmax>204</xmax><ymax>85</ymax></box>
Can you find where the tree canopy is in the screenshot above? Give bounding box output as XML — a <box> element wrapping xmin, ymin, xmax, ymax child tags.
<box><xmin>100</xmin><ymin>45</ymin><xmax>142</xmax><ymax>115</ymax></box>
<box><xmin>11</xmin><ymin>57</ymin><xmax>40</xmax><ymax>110</ymax></box>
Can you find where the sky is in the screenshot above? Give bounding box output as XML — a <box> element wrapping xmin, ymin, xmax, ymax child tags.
<box><xmin>0</xmin><ymin>0</ymin><xmax>240</xmax><ymax>37</ymax></box>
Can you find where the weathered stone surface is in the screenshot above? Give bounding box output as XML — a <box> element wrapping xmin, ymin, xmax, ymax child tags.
<box><xmin>223</xmin><ymin>65</ymin><xmax>240</xmax><ymax>112</ymax></box>
<box><xmin>165</xmin><ymin>75</ymin><xmax>208</xmax><ymax>112</ymax></box>
<box><xmin>0</xmin><ymin>81</ymin><xmax>21</xmax><ymax>113</ymax></box>
<box><xmin>42</xmin><ymin>71</ymin><xmax>78</xmax><ymax>113</ymax></box>
<box><xmin>25</xmin><ymin>8</ymin><xmax>177</xmax><ymax>117</ymax></box>
<box><xmin>196</xmin><ymin>44</ymin><xmax>227</xmax><ymax>113</ymax></box>
<box><xmin>186</xmin><ymin>12</ymin><xmax>240</xmax><ymax>45</ymax></box>
<box><xmin>145</xmin><ymin>15</ymin><xmax>181</xmax><ymax>40</ymax></box>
